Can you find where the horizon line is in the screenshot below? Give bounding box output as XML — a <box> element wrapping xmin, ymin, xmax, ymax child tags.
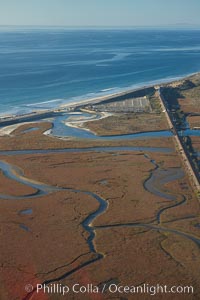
<box><xmin>0</xmin><ymin>24</ymin><xmax>200</xmax><ymax>28</ymax></box>
<box><xmin>0</xmin><ymin>25</ymin><xmax>200</xmax><ymax>31</ymax></box>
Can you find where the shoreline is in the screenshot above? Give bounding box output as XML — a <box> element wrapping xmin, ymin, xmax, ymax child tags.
<box><xmin>60</xmin><ymin>70</ymin><xmax>200</xmax><ymax>109</ymax></box>
<box><xmin>0</xmin><ymin>71</ymin><xmax>199</xmax><ymax>129</ymax></box>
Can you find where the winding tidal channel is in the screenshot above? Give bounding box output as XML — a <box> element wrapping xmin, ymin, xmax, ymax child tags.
<box><xmin>1</xmin><ymin>146</ymin><xmax>200</xmax><ymax>300</ymax></box>
<box><xmin>1</xmin><ymin>112</ymin><xmax>200</xmax><ymax>299</ymax></box>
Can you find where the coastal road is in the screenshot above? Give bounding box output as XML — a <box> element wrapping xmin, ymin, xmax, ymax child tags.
<box><xmin>158</xmin><ymin>87</ymin><xmax>200</xmax><ymax>195</ymax></box>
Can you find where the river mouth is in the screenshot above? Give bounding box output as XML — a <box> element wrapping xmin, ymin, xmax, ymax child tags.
<box><xmin>2</xmin><ymin>110</ymin><xmax>200</xmax><ymax>144</ymax></box>
<box><xmin>1</xmin><ymin>111</ymin><xmax>199</xmax><ymax>300</ymax></box>
<box><xmin>49</xmin><ymin>113</ymin><xmax>173</xmax><ymax>139</ymax></box>
<box><xmin>2</xmin><ymin>110</ymin><xmax>200</xmax><ymax>143</ymax></box>
<box><xmin>0</xmin><ymin>111</ymin><xmax>174</xmax><ymax>139</ymax></box>
<box><xmin>1</xmin><ymin>29</ymin><xmax>200</xmax><ymax>300</ymax></box>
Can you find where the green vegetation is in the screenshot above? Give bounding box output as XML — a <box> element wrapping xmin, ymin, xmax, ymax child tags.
<box><xmin>162</xmin><ymin>87</ymin><xmax>183</xmax><ymax>109</ymax></box>
<box><xmin>182</xmin><ymin>136</ymin><xmax>200</xmax><ymax>175</ymax></box>
<box><xmin>178</xmin><ymin>80</ymin><xmax>196</xmax><ymax>91</ymax></box>
<box><xmin>149</xmin><ymin>95</ymin><xmax>161</xmax><ymax>113</ymax></box>
<box><xmin>173</xmin><ymin>109</ymin><xmax>185</xmax><ymax>128</ymax></box>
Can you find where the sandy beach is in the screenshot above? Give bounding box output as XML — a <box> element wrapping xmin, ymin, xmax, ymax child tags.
<box><xmin>1</xmin><ymin>71</ymin><xmax>200</xmax><ymax>129</ymax></box>
<box><xmin>0</xmin><ymin>72</ymin><xmax>200</xmax><ymax>300</ymax></box>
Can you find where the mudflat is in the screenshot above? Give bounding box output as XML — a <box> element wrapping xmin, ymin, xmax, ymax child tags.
<box><xmin>0</xmin><ymin>121</ymin><xmax>174</xmax><ymax>151</ymax></box>
<box><xmin>1</xmin><ymin>74</ymin><xmax>200</xmax><ymax>299</ymax></box>
<box><xmin>0</xmin><ymin>124</ymin><xmax>200</xmax><ymax>300</ymax></box>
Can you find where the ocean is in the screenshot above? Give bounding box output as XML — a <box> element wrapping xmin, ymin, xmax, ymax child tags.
<box><xmin>0</xmin><ymin>27</ymin><xmax>200</xmax><ymax>116</ymax></box>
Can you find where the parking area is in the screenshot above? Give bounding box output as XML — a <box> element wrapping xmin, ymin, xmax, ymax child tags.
<box><xmin>90</xmin><ymin>96</ymin><xmax>151</xmax><ymax>113</ymax></box>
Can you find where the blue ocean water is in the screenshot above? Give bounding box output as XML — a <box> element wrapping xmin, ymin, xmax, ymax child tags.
<box><xmin>0</xmin><ymin>27</ymin><xmax>200</xmax><ymax>116</ymax></box>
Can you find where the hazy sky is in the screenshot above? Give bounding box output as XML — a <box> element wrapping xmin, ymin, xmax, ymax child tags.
<box><xmin>0</xmin><ymin>0</ymin><xmax>200</xmax><ymax>27</ymax></box>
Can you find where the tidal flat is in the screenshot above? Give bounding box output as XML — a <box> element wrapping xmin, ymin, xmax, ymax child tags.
<box><xmin>0</xmin><ymin>126</ymin><xmax>199</xmax><ymax>300</ymax></box>
<box><xmin>1</xmin><ymin>74</ymin><xmax>200</xmax><ymax>299</ymax></box>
